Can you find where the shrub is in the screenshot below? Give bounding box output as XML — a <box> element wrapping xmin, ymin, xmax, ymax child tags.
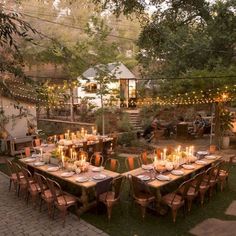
<box><xmin>118</xmin><ymin>131</ymin><xmax>137</xmax><ymax>147</ymax></box>
<box><xmin>117</xmin><ymin>113</ymin><xmax>133</xmax><ymax>132</ymax></box>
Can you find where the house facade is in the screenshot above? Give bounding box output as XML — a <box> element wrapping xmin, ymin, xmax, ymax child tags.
<box><xmin>76</xmin><ymin>62</ymin><xmax>137</xmax><ymax>108</ymax></box>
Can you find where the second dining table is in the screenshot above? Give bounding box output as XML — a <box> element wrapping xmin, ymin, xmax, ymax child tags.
<box><xmin>122</xmin><ymin>154</ymin><xmax>222</xmax><ymax>210</ymax></box>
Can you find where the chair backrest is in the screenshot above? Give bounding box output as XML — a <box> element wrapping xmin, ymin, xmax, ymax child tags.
<box><xmin>156</xmin><ymin>148</ymin><xmax>163</xmax><ymax>159</ymax></box>
<box><xmin>12</xmin><ymin>162</ymin><xmax>23</xmax><ymax>182</ymax></box>
<box><xmin>46</xmin><ymin>178</ymin><xmax>65</xmax><ymax>205</ymax></box>
<box><xmin>192</xmin><ymin>171</ymin><xmax>205</xmax><ymax>193</ymax></box>
<box><xmin>104</xmin><ymin>158</ymin><xmax>120</xmax><ymax>172</ymax></box>
<box><xmin>175</xmin><ymin>179</ymin><xmax>191</xmax><ymax>203</ymax></box>
<box><xmin>34</xmin><ymin>172</ymin><xmax>47</xmax><ymax>195</ymax></box>
<box><xmin>34</xmin><ymin>139</ymin><xmax>41</xmax><ymax>147</ymax></box>
<box><xmin>90</xmin><ymin>152</ymin><xmax>104</xmax><ymax>167</ymax></box>
<box><xmin>213</xmin><ymin>161</ymin><xmax>223</xmax><ymax>181</ymax></box>
<box><xmin>21</xmin><ymin>167</ymin><xmax>38</xmax><ymax>191</ymax></box>
<box><xmin>4</xmin><ymin>158</ymin><xmax>14</xmax><ymax>176</ymax></box>
<box><xmin>167</xmin><ymin>145</ymin><xmax>174</xmax><ymax>155</ymax></box>
<box><xmin>112</xmin><ymin>176</ymin><xmax>124</xmax><ymax>199</ymax></box>
<box><xmin>125</xmin><ymin>156</ymin><xmax>141</xmax><ymax>171</ymax></box>
<box><xmin>25</xmin><ymin>147</ymin><xmax>31</xmax><ymax>157</ymax></box>
<box><xmin>205</xmin><ymin>166</ymin><xmax>215</xmax><ymax>184</ymax></box>
<box><xmin>130</xmin><ymin>175</ymin><xmax>151</xmax><ymax>198</ymax></box>
<box><xmin>140</xmin><ymin>150</ymin><xmax>148</xmax><ymax>165</ymax></box>
<box><xmin>77</xmin><ymin>150</ymin><xmax>88</xmax><ymax>161</ymax></box>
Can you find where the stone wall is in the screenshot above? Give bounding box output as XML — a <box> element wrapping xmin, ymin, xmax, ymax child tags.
<box><xmin>38</xmin><ymin>119</ymin><xmax>96</xmax><ymax>136</ymax></box>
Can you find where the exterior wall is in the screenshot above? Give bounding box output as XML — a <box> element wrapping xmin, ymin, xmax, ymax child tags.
<box><xmin>1</xmin><ymin>97</ymin><xmax>37</xmax><ymax>138</ymax></box>
<box><xmin>77</xmin><ymin>77</ymin><xmax>120</xmax><ymax>108</ymax></box>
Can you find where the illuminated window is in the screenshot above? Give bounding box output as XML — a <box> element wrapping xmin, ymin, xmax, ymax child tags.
<box><xmin>84</xmin><ymin>83</ymin><xmax>97</xmax><ymax>93</ymax></box>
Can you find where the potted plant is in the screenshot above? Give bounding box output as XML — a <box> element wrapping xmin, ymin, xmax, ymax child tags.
<box><xmin>219</xmin><ymin>108</ymin><xmax>234</xmax><ymax>149</ymax></box>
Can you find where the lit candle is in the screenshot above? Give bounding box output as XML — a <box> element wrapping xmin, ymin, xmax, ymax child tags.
<box><xmin>163</xmin><ymin>148</ymin><xmax>167</xmax><ymax>160</ymax></box>
<box><xmin>54</xmin><ymin>135</ymin><xmax>57</xmax><ymax>142</ymax></box>
<box><xmin>62</xmin><ymin>153</ymin><xmax>65</xmax><ymax>167</ymax></box>
<box><xmin>40</xmin><ymin>148</ymin><xmax>43</xmax><ymax>157</ymax></box>
<box><xmin>70</xmin><ymin>149</ymin><xmax>73</xmax><ymax>159</ymax></box>
<box><xmin>154</xmin><ymin>155</ymin><xmax>157</xmax><ymax>163</ymax></box>
<box><xmin>177</xmin><ymin>145</ymin><xmax>181</xmax><ymax>153</ymax></box>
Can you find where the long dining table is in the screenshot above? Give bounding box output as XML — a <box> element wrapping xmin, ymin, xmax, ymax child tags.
<box><xmin>122</xmin><ymin>154</ymin><xmax>222</xmax><ymax>210</ymax></box>
<box><xmin>19</xmin><ymin>157</ymin><xmax>120</xmax><ymax>214</ymax></box>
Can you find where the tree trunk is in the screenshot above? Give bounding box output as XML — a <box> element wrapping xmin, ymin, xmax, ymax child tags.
<box><xmin>70</xmin><ymin>87</ymin><xmax>74</xmax><ymax>122</ymax></box>
<box><xmin>101</xmin><ymin>94</ymin><xmax>105</xmax><ymax>135</ymax></box>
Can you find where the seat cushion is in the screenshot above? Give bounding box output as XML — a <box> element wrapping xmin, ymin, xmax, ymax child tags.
<box><xmin>162</xmin><ymin>193</ymin><xmax>183</xmax><ymax>206</ymax></box>
<box><xmin>99</xmin><ymin>191</ymin><xmax>116</xmax><ymax>203</ymax></box>
<box><xmin>57</xmin><ymin>194</ymin><xmax>77</xmax><ymax>206</ymax></box>
<box><xmin>29</xmin><ymin>182</ymin><xmax>41</xmax><ymax>192</ymax></box>
<box><xmin>134</xmin><ymin>192</ymin><xmax>155</xmax><ymax>202</ymax></box>
<box><xmin>179</xmin><ymin>186</ymin><xmax>197</xmax><ymax>196</ymax></box>
<box><xmin>11</xmin><ymin>173</ymin><xmax>24</xmax><ymax>180</ymax></box>
<box><xmin>42</xmin><ymin>189</ymin><xmax>60</xmax><ymax>200</ymax></box>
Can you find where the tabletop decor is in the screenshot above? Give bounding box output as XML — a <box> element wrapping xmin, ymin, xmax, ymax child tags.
<box><xmin>153</xmin><ymin>145</ymin><xmax>197</xmax><ymax>173</ymax></box>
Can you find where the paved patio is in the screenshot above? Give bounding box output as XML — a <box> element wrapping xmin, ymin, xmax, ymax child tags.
<box><xmin>0</xmin><ymin>172</ymin><xmax>109</xmax><ymax>236</ymax></box>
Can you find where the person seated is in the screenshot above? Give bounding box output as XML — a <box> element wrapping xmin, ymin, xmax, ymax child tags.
<box><xmin>143</xmin><ymin>116</ymin><xmax>159</xmax><ymax>140</ymax></box>
<box><xmin>193</xmin><ymin>114</ymin><xmax>206</xmax><ymax>137</ymax></box>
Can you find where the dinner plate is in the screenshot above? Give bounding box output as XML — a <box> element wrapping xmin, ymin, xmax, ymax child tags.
<box><xmin>47</xmin><ymin>166</ymin><xmax>59</xmax><ymax>172</ymax></box>
<box><xmin>195</xmin><ymin>160</ymin><xmax>207</xmax><ymax>165</ymax></box>
<box><xmin>92</xmin><ymin>174</ymin><xmax>106</xmax><ymax>180</ymax></box>
<box><xmin>156</xmin><ymin>175</ymin><xmax>170</xmax><ymax>181</ymax></box>
<box><xmin>171</xmin><ymin>170</ymin><xmax>184</xmax><ymax>176</ymax></box>
<box><xmin>61</xmin><ymin>172</ymin><xmax>74</xmax><ymax>178</ymax></box>
<box><xmin>182</xmin><ymin>165</ymin><xmax>195</xmax><ymax>170</ymax></box>
<box><xmin>75</xmin><ymin>177</ymin><xmax>89</xmax><ymax>183</ymax></box>
<box><xmin>142</xmin><ymin>164</ymin><xmax>153</xmax><ymax>171</ymax></box>
<box><xmin>41</xmin><ymin>144</ymin><xmax>48</xmax><ymax>147</ymax></box>
<box><xmin>197</xmin><ymin>151</ymin><xmax>209</xmax><ymax>155</ymax></box>
<box><xmin>92</xmin><ymin>167</ymin><xmax>103</xmax><ymax>172</ymax></box>
<box><xmin>137</xmin><ymin>175</ymin><xmax>151</xmax><ymax>181</ymax></box>
<box><xmin>34</xmin><ymin>162</ymin><xmax>45</xmax><ymax>167</ymax></box>
<box><xmin>205</xmin><ymin>155</ymin><xmax>217</xmax><ymax>160</ymax></box>
<box><xmin>24</xmin><ymin>158</ymin><xmax>36</xmax><ymax>163</ymax></box>
<box><xmin>31</xmin><ymin>153</ymin><xmax>41</xmax><ymax>158</ymax></box>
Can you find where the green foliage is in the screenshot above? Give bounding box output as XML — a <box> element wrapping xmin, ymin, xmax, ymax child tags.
<box><xmin>219</xmin><ymin>108</ymin><xmax>234</xmax><ymax>136</ymax></box>
<box><xmin>117</xmin><ymin>131</ymin><xmax>136</xmax><ymax>147</ymax></box>
<box><xmin>0</xmin><ymin>8</ymin><xmax>36</xmax><ymax>76</ymax></box>
<box><xmin>138</xmin><ymin>1</ymin><xmax>236</xmax><ymax>77</ymax></box>
<box><xmin>139</xmin><ymin>104</ymin><xmax>160</xmax><ymax>128</ymax></box>
<box><xmin>117</xmin><ymin>113</ymin><xmax>133</xmax><ymax>132</ymax></box>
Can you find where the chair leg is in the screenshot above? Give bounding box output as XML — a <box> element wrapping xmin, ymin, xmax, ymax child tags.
<box><xmin>46</xmin><ymin>202</ymin><xmax>53</xmax><ymax>218</ymax></box>
<box><xmin>171</xmin><ymin>208</ymin><xmax>178</xmax><ymax>223</ymax></box>
<box><xmin>200</xmin><ymin>192</ymin><xmax>205</xmax><ymax>206</ymax></box>
<box><xmin>26</xmin><ymin>192</ymin><xmax>30</xmax><ymax>205</ymax></box>
<box><xmin>187</xmin><ymin>199</ymin><xmax>193</xmax><ymax>212</ymax></box>
<box><xmin>9</xmin><ymin>179</ymin><xmax>12</xmax><ymax>192</ymax></box>
<box><xmin>107</xmin><ymin>205</ymin><xmax>113</xmax><ymax>221</ymax></box>
<box><xmin>52</xmin><ymin>205</ymin><xmax>55</xmax><ymax>220</ymax></box>
<box><xmin>140</xmin><ymin>205</ymin><xmax>146</xmax><ymax>219</ymax></box>
<box><xmin>61</xmin><ymin>209</ymin><xmax>67</xmax><ymax>228</ymax></box>
<box><xmin>17</xmin><ymin>185</ymin><xmax>20</xmax><ymax>197</ymax></box>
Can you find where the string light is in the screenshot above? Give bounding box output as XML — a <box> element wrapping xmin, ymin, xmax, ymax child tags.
<box><xmin>136</xmin><ymin>85</ymin><xmax>236</xmax><ymax>107</ymax></box>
